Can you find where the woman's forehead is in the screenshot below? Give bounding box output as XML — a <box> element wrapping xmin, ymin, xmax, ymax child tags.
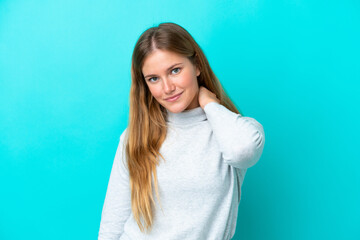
<box><xmin>142</xmin><ymin>50</ymin><xmax>188</xmax><ymax>75</ymax></box>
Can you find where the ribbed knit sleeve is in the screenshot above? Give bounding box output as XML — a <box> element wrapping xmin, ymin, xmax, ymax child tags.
<box><xmin>203</xmin><ymin>102</ymin><xmax>265</xmax><ymax>169</ymax></box>
<box><xmin>98</xmin><ymin>129</ymin><xmax>131</xmax><ymax>240</ymax></box>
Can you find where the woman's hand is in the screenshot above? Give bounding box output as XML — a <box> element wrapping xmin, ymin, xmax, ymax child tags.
<box><xmin>198</xmin><ymin>86</ymin><xmax>220</xmax><ymax>109</ymax></box>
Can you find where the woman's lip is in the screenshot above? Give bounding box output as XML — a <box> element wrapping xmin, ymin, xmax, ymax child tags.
<box><xmin>165</xmin><ymin>92</ymin><xmax>183</xmax><ymax>102</ymax></box>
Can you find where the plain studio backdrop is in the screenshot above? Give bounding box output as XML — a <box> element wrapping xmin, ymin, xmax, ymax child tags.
<box><xmin>0</xmin><ymin>0</ymin><xmax>359</xmax><ymax>239</ymax></box>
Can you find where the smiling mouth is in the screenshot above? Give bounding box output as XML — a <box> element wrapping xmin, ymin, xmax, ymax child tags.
<box><xmin>165</xmin><ymin>92</ymin><xmax>183</xmax><ymax>101</ymax></box>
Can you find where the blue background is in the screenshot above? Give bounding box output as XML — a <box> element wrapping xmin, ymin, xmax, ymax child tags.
<box><xmin>1</xmin><ymin>0</ymin><xmax>359</xmax><ymax>239</ymax></box>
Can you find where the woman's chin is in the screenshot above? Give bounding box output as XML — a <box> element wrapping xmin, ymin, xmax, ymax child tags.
<box><xmin>162</xmin><ymin>103</ymin><xmax>187</xmax><ymax>113</ymax></box>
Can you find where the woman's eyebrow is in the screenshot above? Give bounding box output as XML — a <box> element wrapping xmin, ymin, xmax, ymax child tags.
<box><xmin>144</xmin><ymin>63</ymin><xmax>183</xmax><ymax>78</ymax></box>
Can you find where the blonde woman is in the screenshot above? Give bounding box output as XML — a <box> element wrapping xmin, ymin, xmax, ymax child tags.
<box><xmin>98</xmin><ymin>22</ymin><xmax>265</xmax><ymax>240</ymax></box>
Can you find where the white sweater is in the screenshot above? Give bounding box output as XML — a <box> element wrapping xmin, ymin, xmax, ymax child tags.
<box><xmin>98</xmin><ymin>102</ymin><xmax>265</xmax><ymax>240</ymax></box>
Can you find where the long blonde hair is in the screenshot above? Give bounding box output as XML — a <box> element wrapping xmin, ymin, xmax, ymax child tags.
<box><xmin>125</xmin><ymin>22</ymin><xmax>242</xmax><ymax>233</ymax></box>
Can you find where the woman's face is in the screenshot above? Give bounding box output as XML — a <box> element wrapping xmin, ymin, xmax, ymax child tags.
<box><xmin>142</xmin><ymin>49</ymin><xmax>201</xmax><ymax>113</ymax></box>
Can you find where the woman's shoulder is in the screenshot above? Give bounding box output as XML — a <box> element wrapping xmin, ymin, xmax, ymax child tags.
<box><xmin>119</xmin><ymin>128</ymin><xmax>128</xmax><ymax>143</ymax></box>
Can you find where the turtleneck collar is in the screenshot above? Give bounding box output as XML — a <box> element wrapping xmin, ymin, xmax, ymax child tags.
<box><xmin>166</xmin><ymin>106</ymin><xmax>207</xmax><ymax>125</ymax></box>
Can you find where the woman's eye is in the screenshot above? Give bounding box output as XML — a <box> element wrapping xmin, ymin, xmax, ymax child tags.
<box><xmin>148</xmin><ymin>77</ymin><xmax>158</xmax><ymax>82</ymax></box>
<box><xmin>171</xmin><ymin>68</ymin><xmax>181</xmax><ymax>74</ymax></box>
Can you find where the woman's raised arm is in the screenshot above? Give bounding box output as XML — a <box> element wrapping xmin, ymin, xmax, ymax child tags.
<box><xmin>203</xmin><ymin>102</ymin><xmax>265</xmax><ymax>169</ymax></box>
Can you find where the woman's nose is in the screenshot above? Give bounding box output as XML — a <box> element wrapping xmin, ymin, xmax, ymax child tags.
<box><xmin>163</xmin><ymin>77</ymin><xmax>175</xmax><ymax>93</ymax></box>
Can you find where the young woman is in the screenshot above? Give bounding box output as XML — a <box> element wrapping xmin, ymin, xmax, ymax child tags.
<box><xmin>98</xmin><ymin>22</ymin><xmax>265</xmax><ymax>240</ymax></box>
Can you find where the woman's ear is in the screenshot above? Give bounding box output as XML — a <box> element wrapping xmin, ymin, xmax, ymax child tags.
<box><xmin>196</xmin><ymin>66</ymin><xmax>200</xmax><ymax>77</ymax></box>
<box><xmin>194</xmin><ymin>53</ymin><xmax>201</xmax><ymax>76</ymax></box>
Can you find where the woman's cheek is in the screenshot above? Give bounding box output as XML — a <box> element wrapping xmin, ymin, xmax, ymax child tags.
<box><xmin>150</xmin><ymin>85</ymin><xmax>162</xmax><ymax>99</ymax></box>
